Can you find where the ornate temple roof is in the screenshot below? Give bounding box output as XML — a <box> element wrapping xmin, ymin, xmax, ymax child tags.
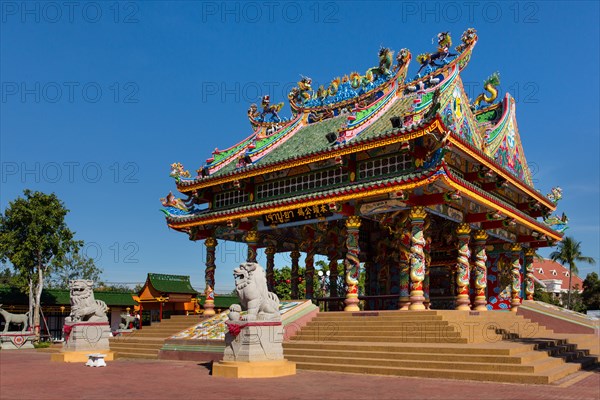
<box><xmin>162</xmin><ymin>28</ymin><xmax>564</xmax><ymax>244</ymax></box>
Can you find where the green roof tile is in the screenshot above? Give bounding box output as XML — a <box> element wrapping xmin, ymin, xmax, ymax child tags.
<box><xmin>0</xmin><ymin>286</ymin><xmax>136</xmax><ymax>306</ymax></box>
<box><xmin>148</xmin><ymin>273</ymin><xmax>198</xmax><ymax>294</ymax></box>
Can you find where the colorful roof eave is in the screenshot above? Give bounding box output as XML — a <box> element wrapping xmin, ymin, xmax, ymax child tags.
<box><xmin>439</xmin><ymin>167</ymin><xmax>562</xmax><ymax>241</ymax></box>
<box><xmin>175</xmin><ymin>117</ymin><xmax>446</xmax><ymax>193</ymax></box>
<box><xmin>166</xmin><ymin>163</ymin><xmax>561</xmax><ymax>242</ymax></box>
<box><xmin>446</xmin><ymin>130</ymin><xmax>555</xmax><ymax>211</ymax></box>
<box><xmin>175</xmin><ymin>110</ymin><xmax>555</xmax><ymax>215</ymax></box>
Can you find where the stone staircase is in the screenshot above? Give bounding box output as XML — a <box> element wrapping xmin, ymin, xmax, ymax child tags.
<box><xmin>284</xmin><ymin>310</ymin><xmax>598</xmax><ymax>384</ymax></box>
<box><xmin>110</xmin><ymin>315</ymin><xmax>200</xmax><ymax>359</ymax></box>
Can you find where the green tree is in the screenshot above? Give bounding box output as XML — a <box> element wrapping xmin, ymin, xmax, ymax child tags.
<box><xmin>47</xmin><ymin>253</ymin><xmax>103</xmax><ymax>289</ymax></box>
<box><xmin>582</xmin><ymin>272</ymin><xmax>600</xmax><ymax>310</ymax></box>
<box><xmin>0</xmin><ymin>190</ymin><xmax>81</xmax><ymax>340</ymax></box>
<box><xmin>0</xmin><ymin>267</ymin><xmax>19</xmax><ymax>286</ymax></box>
<box><xmin>549</xmin><ymin>236</ymin><xmax>596</xmax><ymax>310</ymax></box>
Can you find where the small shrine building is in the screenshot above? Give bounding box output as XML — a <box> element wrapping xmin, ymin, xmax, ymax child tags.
<box><xmin>137</xmin><ymin>273</ymin><xmax>199</xmax><ymax>321</ymax></box>
<box><xmin>161</xmin><ymin>29</ymin><xmax>566</xmax><ymax>315</ymax></box>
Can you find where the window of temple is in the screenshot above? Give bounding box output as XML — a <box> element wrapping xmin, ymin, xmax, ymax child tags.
<box><xmin>358</xmin><ymin>153</ymin><xmax>412</xmax><ymax>180</ymax></box>
<box><xmin>551</xmin><ymin>270</ymin><xmax>557</xmax><ymax>276</ymax></box>
<box><xmin>214</xmin><ymin>190</ymin><xmax>250</xmax><ymax>208</ymax></box>
<box><xmin>256</xmin><ymin>168</ymin><xmax>345</xmax><ymax>200</ymax></box>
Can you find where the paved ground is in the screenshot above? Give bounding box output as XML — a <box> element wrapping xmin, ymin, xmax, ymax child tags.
<box><xmin>1</xmin><ymin>351</ymin><xmax>598</xmax><ymax>400</ymax></box>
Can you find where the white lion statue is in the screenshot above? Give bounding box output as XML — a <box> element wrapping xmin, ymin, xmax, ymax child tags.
<box><xmin>65</xmin><ymin>280</ymin><xmax>108</xmax><ymax>323</ymax></box>
<box><xmin>233</xmin><ymin>262</ymin><xmax>280</xmax><ymax>321</ymax></box>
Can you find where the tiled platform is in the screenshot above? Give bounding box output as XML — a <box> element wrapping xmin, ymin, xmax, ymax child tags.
<box><xmin>0</xmin><ymin>351</ymin><xmax>598</xmax><ymax>400</ymax></box>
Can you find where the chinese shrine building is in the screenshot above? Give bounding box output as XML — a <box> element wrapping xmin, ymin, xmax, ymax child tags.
<box><xmin>161</xmin><ymin>28</ymin><xmax>566</xmax><ymax>315</ymax></box>
<box><xmin>137</xmin><ymin>273</ymin><xmax>199</xmax><ymax>321</ymax></box>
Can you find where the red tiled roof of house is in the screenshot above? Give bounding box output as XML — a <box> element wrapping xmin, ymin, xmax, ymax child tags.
<box><xmin>532</xmin><ymin>259</ymin><xmax>584</xmax><ymax>290</ymax></box>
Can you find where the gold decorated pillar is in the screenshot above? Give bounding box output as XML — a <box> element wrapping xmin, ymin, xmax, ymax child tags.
<box><xmin>510</xmin><ymin>244</ymin><xmax>523</xmax><ymax>312</ymax></box>
<box><xmin>290</xmin><ymin>249</ymin><xmax>301</xmax><ymax>299</ymax></box>
<box><xmin>472</xmin><ymin>230</ymin><xmax>488</xmax><ymax>311</ymax></box>
<box><xmin>423</xmin><ymin>236</ymin><xmax>432</xmax><ymax>310</ymax></box>
<box><xmin>524</xmin><ymin>248</ymin><xmax>535</xmax><ymax>301</ymax></box>
<box><xmin>397</xmin><ymin>225</ymin><xmax>412</xmax><ymax>310</ymax></box>
<box><xmin>344</xmin><ymin>216</ymin><xmax>362</xmax><ymax>312</ymax></box>
<box><xmin>203</xmin><ymin>237</ymin><xmax>218</xmax><ymax>316</ymax></box>
<box><xmin>409</xmin><ymin>206</ymin><xmax>427</xmax><ymax>310</ymax></box>
<box><xmin>455</xmin><ymin>223</ymin><xmax>472</xmax><ymax>310</ymax></box>
<box><xmin>245</xmin><ymin>229</ymin><xmax>259</xmax><ymax>263</ymax></box>
<box><xmin>265</xmin><ymin>246</ymin><xmax>276</xmax><ymax>292</ymax></box>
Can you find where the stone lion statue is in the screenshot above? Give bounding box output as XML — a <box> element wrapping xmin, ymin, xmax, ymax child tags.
<box><xmin>119</xmin><ymin>313</ymin><xmax>136</xmax><ymax>329</ymax></box>
<box><xmin>65</xmin><ymin>280</ymin><xmax>108</xmax><ymax>323</ymax></box>
<box><xmin>233</xmin><ymin>262</ymin><xmax>280</xmax><ymax>321</ymax></box>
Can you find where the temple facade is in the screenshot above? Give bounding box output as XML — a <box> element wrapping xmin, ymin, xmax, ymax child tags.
<box><xmin>161</xmin><ymin>29</ymin><xmax>565</xmax><ymax>315</ymax></box>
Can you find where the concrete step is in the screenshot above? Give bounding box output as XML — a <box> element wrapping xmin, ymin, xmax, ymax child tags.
<box><xmin>283</xmin><ymin>348</ymin><xmax>548</xmax><ymax>364</ymax></box>
<box><xmin>283</xmin><ymin>341</ymin><xmax>531</xmax><ymax>355</ymax></box>
<box><xmin>301</xmin><ymin>324</ymin><xmax>454</xmax><ymax>333</ymax></box>
<box><xmin>305</xmin><ymin>321</ymin><xmax>451</xmax><ymax>328</ymax></box>
<box><xmin>292</xmin><ymin>361</ymin><xmax>572</xmax><ymax>384</ymax></box>
<box><xmin>285</xmin><ymin>354</ymin><xmax>564</xmax><ymax>374</ymax></box>
<box><xmin>114</xmin><ymin>351</ymin><xmax>158</xmax><ymax>360</ymax></box>
<box><xmin>110</xmin><ymin>337</ymin><xmax>165</xmax><ymax>345</ymax></box>
<box><xmin>291</xmin><ymin>333</ymin><xmax>466</xmax><ymax>343</ymax></box>
<box><xmin>313</xmin><ymin>315</ymin><xmax>443</xmax><ymax>322</ymax></box>
<box><xmin>110</xmin><ymin>343</ymin><xmax>163</xmax><ymax>350</ymax></box>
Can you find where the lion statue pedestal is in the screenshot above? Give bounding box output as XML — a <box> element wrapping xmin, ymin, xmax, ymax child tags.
<box><xmin>212</xmin><ymin>262</ymin><xmax>296</xmax><ymax>378</ymax></box>
<box><xmin>0</xmin><ymin>305</ymin><xmax>35</xmax><ymax>350</ymax></box>
<box><xmin>51</xmin><ymin>280</ymin><xmax>114</xmax><ymax>363</ymax></box>
<box><xmin>0</xmin><ymin>332</ymin><xmax>36</xmax><ymax>350</ymax></box>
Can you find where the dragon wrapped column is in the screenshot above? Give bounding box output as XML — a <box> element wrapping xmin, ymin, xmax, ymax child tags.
<box><xmin>510</xmin><ymin>244</ymin><xmax>523</xmax><ymax>312</ymax></box>
<box><xmin>524</xmin><ymin>248</ymin><xmax>535</xmax><ymax>301</ymax></box>
<box><xmin>409</xmin><ymin>206</ymin><xmax>428</xmax><ymax>310</ymax></box>
<box><xmin>303</xmin><ymin>243</ymin><xmax>316</xmax><ymax>300</ymax></box>
<box><xmin>290</xmin><ymin>250</ymin><xmax>301</xmax><ymax>299</ymax></box>
<box><xmin>472</xmin><ymin>230</ymin><xmax>489</xmax><ymax>311</ymax></box>
<box><xmin>455</xmin><ymin>223</ymin><xmax>472</xmax><ymax>311</ymax></box>
<box><xmin>344</xmin><ymin>216</ymin><xmax>362</xmax><ymax>312</ymax></box>
<box><xmin>203</xmin><ymin>237</ymin><xmax>218</xmax><ymax>316</ymax></box>
<box><xmin>395</xmin><ymin>219</ymin><xmax>412</xmax><ymax>310</ymax></box>
<box><xmin>245</xmin><ymin>229</ymin><xmax>259</xmax><ymax>263</ymax></box>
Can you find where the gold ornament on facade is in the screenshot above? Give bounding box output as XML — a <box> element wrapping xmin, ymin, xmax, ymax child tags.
<box><xmin>473</xmin><ymin>229</ymin><xmax>488</xmax><ymax>242</ymax></box>
<box><xmin>409</xmin><ymin>206</ymin><xmax>427</xmax><ymax>220</ymax></box>
<box><xmin>524</xmin><ymin>248</ymin><xmax>536</xmax><ymax>257</ymax></box>
<box><xmin>265</xmin><ymin>246</ymin><xmax>276</xmax><ymax>255</ymax></box>
<box><xmin>510</xmin><ymin>243</ymin><xmax>522</xmax><ymax>252</ymax></box>
<box><xmin>204</xmin><ymin>237</ymin><xmax>217</xmax><ymax>248</ymax></box>
<box><xmin>346</xmin><ymin>215</ymin><xmax>362</xmax><ymax>229</ymax></box>
<box><xmin>455</xmin><ymin>223</ymin><xmax>472</xmax><ymax>236</ymax></box>
<box><xmin>245</xmin><ymin>230</ymin><xmax>259</xmax><ymax>243</ymax></box>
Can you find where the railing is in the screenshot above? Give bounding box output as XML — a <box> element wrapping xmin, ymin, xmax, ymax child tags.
<box><xmin>315</xmin><ymin>295</ymin><xmax>458</xmax><ymax>311</ymax></box>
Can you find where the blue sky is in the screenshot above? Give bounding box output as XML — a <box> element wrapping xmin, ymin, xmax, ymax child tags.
<box><xmin>1</xmin><ymin>1</ymin><xmax>598</xmax><ymax>292</ymax></box>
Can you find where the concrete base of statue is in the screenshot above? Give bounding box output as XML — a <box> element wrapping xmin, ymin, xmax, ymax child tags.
<box><xmin>212</xmin><ymin>321</ymin><xmax>296</xmax><ymax>378</ymax></box>
<box><xmin>51</xmin><ymin>350</ymin><xmax>115</xmax><ymax>363</ymax></box>
<box><xmin>213</xmin><ymin>360</ymin><xmax>296</xmax><ymax>378</ymax></box>
<box><xmin>51</xmin><ymin>322</ymin><xmax>112</xmax><ymax>362</ymax></box>
<box><xmin>0</xmin><ymin>332</ymin><xmax>35</xmax><ymax>350</ymax></box>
